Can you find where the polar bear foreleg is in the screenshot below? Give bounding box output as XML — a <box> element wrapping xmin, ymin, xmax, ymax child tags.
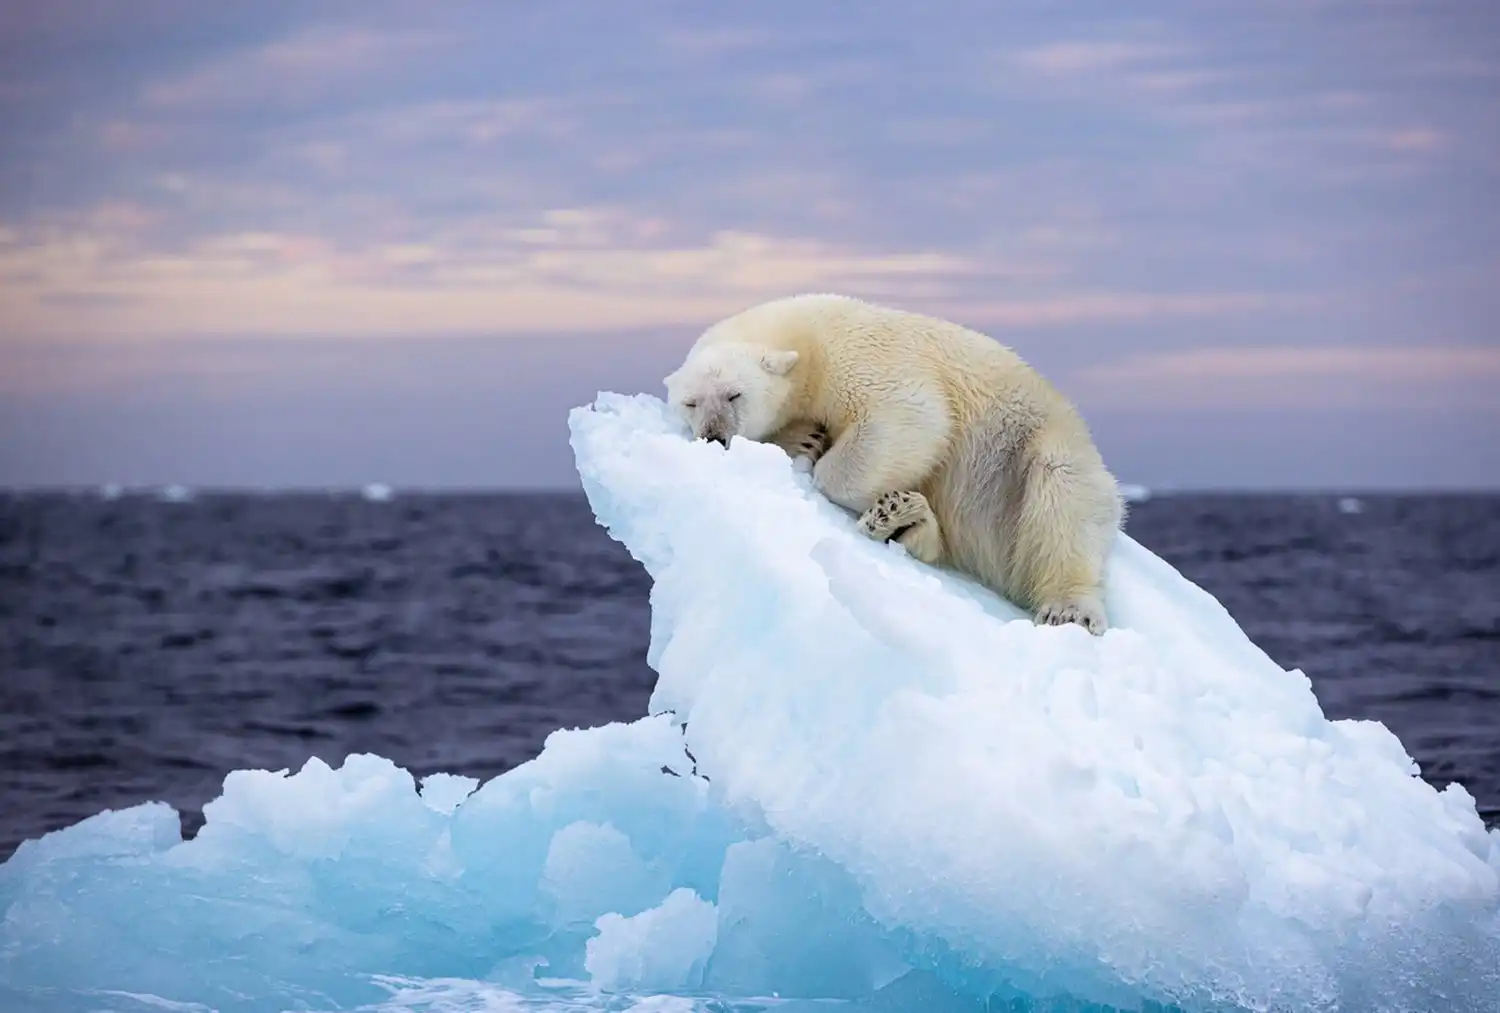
<box><xmin>768</xmin><ymin>419</ymin><xmax>831</xmax><ymax>468</ymax></box>
<box><xmin>770</xmin><ymin>418</ymin><xmax>945</xmax><ymax>562</ymax></box>
<box><xmin>812</xmin><ymin>404</ymin><xmax>950</xmax><ymax>515</ymax></box>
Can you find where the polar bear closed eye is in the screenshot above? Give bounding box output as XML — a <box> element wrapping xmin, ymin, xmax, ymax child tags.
<box><xmin>662</xmin><ymin>293</ymin><xmax>1125</xmax><ymax>635</ymax></box>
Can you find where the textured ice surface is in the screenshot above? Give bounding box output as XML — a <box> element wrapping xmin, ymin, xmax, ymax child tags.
<box><xmin>3</xmin><ymin>392</ymin><xmax>1498</xmax><ymax>1013</ymax></box>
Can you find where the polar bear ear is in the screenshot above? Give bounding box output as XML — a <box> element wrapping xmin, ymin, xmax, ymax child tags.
<box><xmin>760</xmin><ymin>350</ymin><xmax>799</xmax><ymax>376</ymax></box>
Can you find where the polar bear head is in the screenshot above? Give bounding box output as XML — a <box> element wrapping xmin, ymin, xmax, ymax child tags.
<box><xmin>664</xmin><ymin>343</ymin><xmax>799</xmax><ymax>446</ymax></box>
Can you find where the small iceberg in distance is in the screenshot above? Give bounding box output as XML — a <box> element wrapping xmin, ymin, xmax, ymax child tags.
<box><xmin>362</xmin><ymin>482</ymin><xmax>395</xmax><ymax>502</ymax></box>
<box><xmin>1119</xmin><ymin>482</ymin><xmax>1152</xmax><ymax>504</ymax></box>
<box><xmin>156</xmin><ymin>483</ymin><xmax>195</xmax><ymax>503</ymax></box>
<box><xmin>1338</xmin><ymin>496</ymin><xmax>1365</xmax><ymax>515</ymax></box>
<box><xmin>1</xmin><ymin>392</ymin><xmax>1497</xmax><ymax>1013</ymax></box>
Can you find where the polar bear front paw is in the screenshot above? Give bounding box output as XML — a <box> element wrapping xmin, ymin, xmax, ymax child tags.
<box><xmin>1034</xmin><ymin>599</ymin><xmax>1108</xmax><ymax>636</ymax></box>
<box><xmin>794</xmin><ymin>424</ymin><xmax>831</xmax><ymax>462</ymax></box>
<box><xmin>858</xmin><ymin>490</ymin><xmax>943</xmax><ymax>564</ymax></box>
<box><xmin>775</xmin><ymin>420</ymin><xmax>831</xmax><ymax>466</ymax></box>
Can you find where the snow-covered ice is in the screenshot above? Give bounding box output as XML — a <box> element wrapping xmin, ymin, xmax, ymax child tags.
<box><xmin>2</xmin><ymin>391</ymin><xmax>1497</xmax><ymax>1013</ymax></box>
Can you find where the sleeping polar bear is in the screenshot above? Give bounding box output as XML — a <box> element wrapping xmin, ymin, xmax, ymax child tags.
<box><xmin>663</xmin><ymin>293</ymin><xmax>1124</xmax><ymax>634</ymax></box>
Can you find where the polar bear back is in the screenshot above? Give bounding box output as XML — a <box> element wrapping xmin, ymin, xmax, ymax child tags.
<box><xmin>691</xmin><ymin>292</ymin><xmax>1081</xmax><ymax>448</ymax></box>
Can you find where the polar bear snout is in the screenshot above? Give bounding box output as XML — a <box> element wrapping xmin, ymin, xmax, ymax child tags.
<box><xmin>697</xmin><ymin>408</ymin><xmax>734</xmax><ymax>446</ymax></box>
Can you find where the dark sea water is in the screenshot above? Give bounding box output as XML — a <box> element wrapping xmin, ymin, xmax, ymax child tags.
<box><xmin>1</xmin><ymin>491</ymin><xmax>1496</xmax><ymax>860</ymax></box>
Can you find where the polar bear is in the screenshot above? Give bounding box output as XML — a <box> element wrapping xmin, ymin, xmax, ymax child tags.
<box><xmin>662</xmin><ymin>293</ymin><xmax>1124</xmax><ymax>634</ymax></box>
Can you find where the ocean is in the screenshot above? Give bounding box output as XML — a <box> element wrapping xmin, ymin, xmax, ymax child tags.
<box><xmin>2</xmin><ymin>490</ymin><xmax>1496</xmax><ymax>859</ymax></box>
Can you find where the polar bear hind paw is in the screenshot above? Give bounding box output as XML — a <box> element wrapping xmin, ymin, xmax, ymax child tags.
<box><xmin>858</xmin><ymin>490</ymin><xmax>943</xmax><ymax>564</ymax></box>
<box><xmin>1034</xmin><ymin>599</ymin><xmax>1108</xmax><ymax>636</ymax></box>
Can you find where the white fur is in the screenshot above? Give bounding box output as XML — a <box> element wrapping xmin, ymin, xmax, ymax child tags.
<box><xmin>664</xmin><ymin>293</ymin><xmax>1125</xmax><ymax>634</ymax></box>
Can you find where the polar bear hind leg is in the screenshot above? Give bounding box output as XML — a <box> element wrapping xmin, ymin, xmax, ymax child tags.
<box><xmin>1009</xmin><ymin>446</ymin><xmax>1120</xmax><ymax>635</ymax></box>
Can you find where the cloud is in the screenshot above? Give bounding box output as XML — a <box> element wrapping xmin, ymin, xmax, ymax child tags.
<box><xmin>1012</xmin><ymin>41</ymin><xmax>1179</xmax><ymax>77</ymax></box>
<box><xmin>1006</xmin><ymin>34</ymin><xmax>1228</xmax><ymax>102</ymax></box>
<box><xmin>0</xmin><ymin>207</ymin><xmax>981</xmax><ymax>337</ymax></box>
<box><xmin>998</xmin><ymin>14</ymin><xmax>1483</xmax><ymax>194</ymax></box>
<box><xmin>658</xmin><ymin>26</ymin><xmax>772</xmax><ymax>59</ymax></box>
<box><xmin>964</xmin><ymin>292</ymin><xmax>1312</xmax><ymax>328</ymax></box>
<box><xmin>1382</xmin><ymin>128</ymin><xmax>1446</xmax><ymax>153</ymax></box>
<box><xmin>0</xmin><ymin>201</ymin><xmax>1309</xmax><ymax>340</ymax></box>
<box><xmin>1071</xmin><ymin>346</ymin><xmax>1500</xmax><ymax>410</ymax></box>
<box><xmin>323</xmin><ymin>97</ymin><xmax>583</xmax><ymax>148</ymax></box>
<box><xmin>2</xmin><ymin>4</ymin><xmax>1495</xmax><ymax>368</ymax></box>
<box><xmin>143</xmin><ymin>25</ymin><xmax>450</xmax><ymax>111</ymax></box>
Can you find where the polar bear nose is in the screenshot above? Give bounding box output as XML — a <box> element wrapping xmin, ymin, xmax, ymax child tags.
<box><xmin>699</xmin><ymin>412</ymin><xmax>731</xmax><ymax>446</ymax></box>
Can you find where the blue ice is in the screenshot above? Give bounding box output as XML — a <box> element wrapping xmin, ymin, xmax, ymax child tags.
<box><xmin>2</xmin><ymin>392</ymin><xmax>1498</xmax><ymax>1013</ymax></box>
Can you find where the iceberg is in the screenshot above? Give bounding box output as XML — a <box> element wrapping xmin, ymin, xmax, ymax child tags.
<box><xmin>2</xmin><ymin>391</ymin><xmax>1497</xmax><ymax>1013</ymax></box>
<box><xmin>157</xmin><ymin>484</ymin><xmax>195</xmax><ymax>503</ymax></box>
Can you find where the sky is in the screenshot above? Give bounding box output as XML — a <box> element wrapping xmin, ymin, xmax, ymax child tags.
<box><xmin>1</xmin><ymin>0</ymin><xmax>1497</xmax><ymax>490</ymax></box>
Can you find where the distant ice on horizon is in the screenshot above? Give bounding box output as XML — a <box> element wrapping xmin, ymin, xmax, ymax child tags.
<box><xmin>156</xmin><ymin>484</ymin><xmax>194</xmax><ymax>503</ymax></box>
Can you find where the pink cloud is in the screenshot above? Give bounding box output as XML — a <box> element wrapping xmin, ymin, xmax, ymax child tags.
<box><xmin>1383</xmin><ymin>128</ymin><xmax>1446</xmax><ymax>153</ymax></box>
<box><xmin>1070</xmin><ymin>346</ymin><xmax>1500</xmax><ymax>410</ymax></box>
<box><xmin>1013</xmin><ymin>41</ymin><xmax>1176</xmax><ymax>76</ymax></box>
<box><xmin>99</xmin><ymin>120</ymin><xmax>167</xmax><ymax>152</ymax></box>
<box><xmin>0</xmin><ymin>205</ymin><xmax>1309</xmax><ymax>341</ymax></box>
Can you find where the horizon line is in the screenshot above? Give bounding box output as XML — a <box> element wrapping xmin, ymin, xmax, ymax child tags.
<box><xmin>3</xmin><ymin>483</ymin><xmax>1498</xmax><ymax>497</ymax></box>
